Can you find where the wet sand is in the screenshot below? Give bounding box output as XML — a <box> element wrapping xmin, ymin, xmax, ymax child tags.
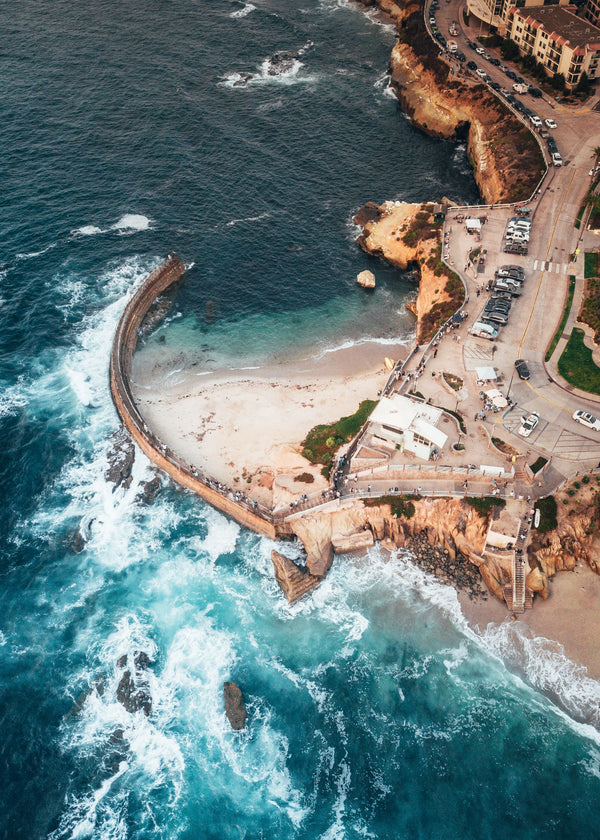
<box><xmin>460</xmin><ymin>563</ymin><xmax>600</xmax><ymax>681</ymax></box>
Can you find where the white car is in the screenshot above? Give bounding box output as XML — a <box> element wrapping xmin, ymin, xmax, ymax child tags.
<box><xmin>518</xmin><ymin>412</ymin><xmax>540</xmax><ymax>438</ymax></box>
<box><xmin>476</xmin><ymin>68</ymin><xmax>488</xmax><ymax>78</ymax></box>
<box><xmin>545</xmin><ymin>118</ymin><xmax>557</xmax><ymax>129</ymax></box>
<box><xmin>573</xmin><ymin>410</ymin><xmax>600</xmax><ymax>431</ymax></box>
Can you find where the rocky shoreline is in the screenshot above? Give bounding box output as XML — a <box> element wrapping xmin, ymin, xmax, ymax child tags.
<box><xmin>356</xmin><ymin>0</ymin><xmax>544</xmax><ymax>203</ymax></box>
<box><xmin>403</xmin><ymin>532</ymin><xmax>488</xmax><ymax>600</ymax></box>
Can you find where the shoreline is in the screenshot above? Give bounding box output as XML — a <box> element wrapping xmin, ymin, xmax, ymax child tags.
<box><xmin>132</xmin><ymin>337</ymin><xmax>410</xmax><ymax>507</ymax></box>
<box><xmin>460</xmin><ymin>563</ymin><xmax>600</xmax><ymax>682</ymax></box>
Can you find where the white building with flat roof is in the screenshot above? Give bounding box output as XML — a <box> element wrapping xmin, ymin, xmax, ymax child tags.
<box><xmin>368</xmin><ymin>394</ymin><xmax>448</xmax><ymax>461</ymax></box>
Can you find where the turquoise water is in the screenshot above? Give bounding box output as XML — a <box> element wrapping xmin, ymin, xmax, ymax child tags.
<box><xmin>1</xmin><ymin>1</ymin><xmax>600</xmax><ymax>838</ymax></box>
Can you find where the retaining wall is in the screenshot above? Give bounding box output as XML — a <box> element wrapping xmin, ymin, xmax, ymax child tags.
<box><xmin>109</xmin><ymin>255</ymin><xmax>278</xmax><ymax>539</ymax></box>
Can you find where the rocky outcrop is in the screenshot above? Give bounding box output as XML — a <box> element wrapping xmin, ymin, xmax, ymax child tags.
<box><xmin>223</xmin><ymin>681</ymin><xmax>247</xmax><ymax>730</ymax></box>
<box><xmin>136</xmin><ymin>474</ymin><xmax>162</xmax><ymax>504</ymax></box>
<box><xmin>105</xmin><ymin>427</ymin><xmax>135</xmax><ymax>490</ymax></box>
<box><xmin>357</xmin><ymin>270</ymin><xmax>376</xmax><ymax>289</ymax></box>
<box><xmin>271</xmin><ymin>549</ymin><xmax>322</xmax><ymax>603</ymax></box>
<box><xmin>354</xmin><ymin>200</ymin><xmax>461</xmax><ymax>343</ymax></box>
<box><xmin>528</xmin><ymin>488</ymin><xmax>600</xmax><ymax>596</ymax></box>
<box><xmin>288</xmin><ymin>496</ymin><xmax>491</xmax><ymax>589</ymax></box>
<box><xmin>356</xmin><ymin>0</ymin><xmax>544</xmax><ymax>204</ymax></box>
<box><xmin>116</xmin><ymin>651</ymin><xmax>152</xmax><ymax>716</ymax></box>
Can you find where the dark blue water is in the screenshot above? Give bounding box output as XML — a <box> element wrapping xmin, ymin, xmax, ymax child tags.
<box><xmin>1</xmin><ymin>1</ymin><xmax>600</xmax><ymax>838</ymax></box>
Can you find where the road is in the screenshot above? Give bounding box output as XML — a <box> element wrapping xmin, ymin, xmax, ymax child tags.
<box><xmin>421</xmin><ymin>0</ymin><xmax>600</xmax><ymax>485</ymax></box>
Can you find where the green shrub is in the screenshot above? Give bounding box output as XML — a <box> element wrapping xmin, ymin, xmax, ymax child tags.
<box><xmin>295</xmin><ymin>472</ymin><xmax>315</xmax><ymax>483</ymax></box>
<box><xmin>364</xmin><ymin>494</ymin><xmax>416</xmax><ymax>519</ymax></box>
<box><xmin>534</xmin><ymin>496</ymin><xmax>558</xmax><ymax>532</ymax></box>
<box><xmin>558</xmin><ymin>328</ymin><xmax>600</xmax><ymax>394</ymax></box>
<box><xmin>465</xmin><ymin>496</ymin><xmax>506</xmax><ymax>516</ymax></box>
<box><xmin>302</xmin><ymin>400</ymin><xmax>377</xmax><ymax>475</ymax></box>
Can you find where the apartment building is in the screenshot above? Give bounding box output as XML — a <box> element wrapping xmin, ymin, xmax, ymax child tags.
<box><xmin>507</xmin><ymin>5</ymin><xmax>600</xmax><ymax>87</ymax></box>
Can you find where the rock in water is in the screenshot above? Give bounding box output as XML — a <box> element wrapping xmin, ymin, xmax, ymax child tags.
<box><xmin>105</xmin><ymin>427</ymin><xmax>135</xmax><ymax>490</ymax></box>
<box><xmin>224</xmin><ymin>681</ymin><xmax>247</xmax><ymax>730</ymax></box>
<box><xmin>116</xmin><ymin>651</ymin><xmax>152</xmax><ymax>716</ymax></box>
<box><xmin>271</xmin><ymin>549</ymin><xmax>321</xmax><ymax>604</ymax></box>
<box><xmin>357</xmin><ymin>270</ymin><xmax>376</xmax><ymax>289</ymax></box>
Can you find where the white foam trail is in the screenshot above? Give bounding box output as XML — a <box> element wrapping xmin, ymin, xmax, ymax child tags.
<box><xmin>110</xmin><ymin>214</ymin><xmax>152</xmax><ymax>233</ymax></box>
<box><xmin>313</xmin><ymin>334</ymin><xmax>414</xmax><ymax>360</ymax></box>
<box><xmin>226</xmin><ymin>212</ymin><xmax>270</xmax><ymax>227</ymax></box>
<box><xmin>230</xmin><ymin>2</ymin><xmax>255</xmax><ymax>17</ymax></box>
<box><xmin>15</xmin><ymin>242</ymin><xmax>58</xmax><ymax>260</ymax></box>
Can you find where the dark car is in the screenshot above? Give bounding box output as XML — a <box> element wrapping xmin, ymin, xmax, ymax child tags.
<box><xmin>489</xmin><ymin>57</ymin><xmax>501</xmax><ymax>66</ymax></box>
<box><xmin>506</xmin><ymin>70</ymin><xmax>517</xmax><ymax>81</ymax></box>
<box><xmin>467</xmin><ymin>60</ymin><xmax>478</xmax><ymax>70</ymax></box>
<box><xmin>504</xmin><ymin>94</ymin><xmax>516</xmax><ymax>105</ymax></box>
<box><xmin>467</xmin><ymin>40</ymin><xmax>477</xmax><ymax>50</ymax></box>
<box><xmin>515</xmin><ymin>75</ymin><xmax>525</xmax><ymax>84</ymax></box>
<box><xmin>515</xmin><ymin>359</ymin><xmax>530</xmax><ymax>380</ymax></box>
<box><xmin>456</xmin><ymin>51</ymin><xmax>466</xmax><ymax>62</ymax></box>
<box><xmin>489</xmin><ymin>81</ymin><xmax>501</xmax><ymax>91</ymax></box>
<box><xmin>529</xmin><ymin>87</ymin><xmax>543</xmax><ymax>98</ymax></box>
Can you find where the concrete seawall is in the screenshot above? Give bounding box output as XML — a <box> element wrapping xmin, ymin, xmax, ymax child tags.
<box><xmin>109</xmin><ymin>255</ymin><xmax>278</xmax><ymax>539</ymax></box>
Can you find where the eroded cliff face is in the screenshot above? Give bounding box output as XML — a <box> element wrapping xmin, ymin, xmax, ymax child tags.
<box><xmin>287</xmin><ymin>496</ymin><xmax>489</xmax><ymax>577</ymax></box>
<box><xmin>355</xmin><ymin>200</ymin><xmax>460</xmax><ymax>343</ymax></box>
<box><xmin>529</xmin><ymin>488</ymin><xmax>600</xmax><ymax>598</ymax></box>
<box><xmin>357</xmin><ymin>0</ymin><xmax>544</xmax><ymax>204</ymax></box>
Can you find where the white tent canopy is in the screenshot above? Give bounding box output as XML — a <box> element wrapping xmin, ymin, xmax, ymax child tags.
<box><xmin>485</xmin><ymin>389</ymin><xmax>508</xmax><ymax>408</ymax></box>
<box><xmin>476</xmin><ymin>366</ymin><xmax>497</xmax><ymax>381</ymax></box>
<box><xmin>465</xmin><ymin>218</ymin><xmax>482</xmax><ymax>231</ymax></box>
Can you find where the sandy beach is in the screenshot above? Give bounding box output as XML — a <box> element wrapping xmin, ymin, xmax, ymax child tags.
<box><xmin>461</xmin><ymin>562</ymin><xmax>600</xmax><ymax>681</ymax></box>
<box><xmin>132</xmin><ymin>339</ymin><xmax>410</xmax><ymax>506</ymax></box>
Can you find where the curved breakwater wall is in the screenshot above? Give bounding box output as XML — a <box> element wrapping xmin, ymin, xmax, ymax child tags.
<box><xmin>109</xmin><ymin>255</ymin><xmax>279</xmax><ymax>539</ymax></box>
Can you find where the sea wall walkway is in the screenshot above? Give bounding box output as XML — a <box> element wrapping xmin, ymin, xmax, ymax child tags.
<box><xmin>109</xmin><ymin>255</ymin><xmax>278</xmax><ymax>539</ymax></box>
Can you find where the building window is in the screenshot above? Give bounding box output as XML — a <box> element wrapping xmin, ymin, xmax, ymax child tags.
<box><xmin>412</xmin><ymin>432</ymin><xmax>431</xmax><ymax>448</ymax></box>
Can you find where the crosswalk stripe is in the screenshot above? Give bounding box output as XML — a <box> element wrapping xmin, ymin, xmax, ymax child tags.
<box><xmin>533</xmin><ymin>260</ymin><xmax>538</xmax><ymax>270</ymax></box>
<box><xmin>555</xmin><ymin>263</ymin><xmax>561</xmax><ymax>273</ymax></box>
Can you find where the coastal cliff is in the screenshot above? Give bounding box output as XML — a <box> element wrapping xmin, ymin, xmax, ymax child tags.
<box><xmin>355</xmin><ymin>199</ymin><xmax>462</xmax><ymax>343</ymax></box>
<box><xmin>528</xmin><ymin>482</ymin><xmax>600</xmax><ymax>598</ymax></box>
<box><xmin>356</xmin><ymin>0</ymin><xmax>544</xmax><ymax>203</ymax></box>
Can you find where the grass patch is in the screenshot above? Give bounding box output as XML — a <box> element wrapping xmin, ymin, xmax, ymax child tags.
<box><xmin>443</xmin><ymin>372</ymin><xmax>463</xmax><ymax>391</ymax></box>
<box><xmin>558</xmin><ymin>328</ymin><xmax>600</xmax><ymax>394</ymax></box>
<box><xmin>580</xmin><ymin>276</ymin><xmax>600</xmax><ymax>342</ymax></box>
<box><xmin>545</xmin><ymin>276</ymin><xmax>575</xmax><ymax>361</ymax></box>
<box><xmin>465</xmin><ymin>496</ymin><xmax>506</xmax><ymax>516</ymax></box>
<box><xmin>529</xmin><ymin>456</ymin><xmax>548</xmax><ymax>475</ymax></box>
<box><xmin>575</xmin><ymin>204</ymin><xmax>586</xmax><ymax>230</ymax></box>
<box><xmin>534</xmin><ymin>496</ymin><xmax>557</xmax><ymax>532</ymax></box>
<box><xmin>492</xmin><ymin>437</ymin><xmax>519</xmax><ymax>457</ymax></box>
<box><xmin>302</xmin><ymin>399</ymin><xmax>377</xmax><ymax>477</ymax></box>
<box><xmin>364</xmin><ymin>494</ymin><xmax>416</xmax><ymax>519</ymax></box>
<box><xmin>584</xmin><ymin>251</ymin><xmax>599</xmax><ymax>279</ymax></box>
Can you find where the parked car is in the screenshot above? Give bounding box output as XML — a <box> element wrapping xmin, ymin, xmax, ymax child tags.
<box><xmin>476</xmin><ymin>68</ymin><xmax>488</xmax><ymax>78</ymax></box>
<box><xmin>552</xmin><ymin>151</ymin><xmax>563</xmax><ymax>167</ymax></box>
<box><xmin>475</xmin><ymin>46</ymin><xmax>486</xmax><ymax>55</ymax></box>
<box><xmin>482</xmin><ymin>311</ymin><xmax>509</xmax><ymax>325</ymax></box>
<box><xmin>545</xmin><ymin>118</ymin><xmax>557</xmax><ymax>129</ymax></box>
<box><xmin>491</xmin><ymin>291</ymin><xmax>513</xmax><ymax>301</ymax></box>
<box><xmin>572</xmin><ymin>410</ymin><xmax>600</xmax><ymax>431</ymax></box>
<box><xmin>489</xmin><ymin>57</ymin><xmax>501</xmax><ymax>66</ymax></box>
<box><xmin>467</xmin><ymin>60</ymin><xmax>478</xmax><ymax>71</ymax></box>
<box><xmin>497</xmin><ymin>264</ymin><xmax>525</xmax><ymax>277</ymax></box>
<box><xmin>495</xmin><ymin>279</ymin><xmax>522</xmax><ymax>294</ymax></box>
<box><xmin>513</xmin><ymin>83</ymin><xmax>529</xmax><ymax>94</ymax></box>
<box><xmin>456</xmin><ymin>51</ymin><xmax>466</xmax><ymax>62</ymax></box>
<box><xmin>468</xmin><ymin>41</ymin><xmax>477</xmax><ymax>50</ymax></box>
<box><xmin>429</xmin><ymin>16</ymin><xmax>436</xmax><ymax>23</ymax></box>
<box><xmin>529</xmin><ymin>87</ymin><xmax>543</xmax><ymax>98</ymax></box>
<box><xmin>489</xmin><ymin>81</ymin><xmax>501</xmax><ymax>91</ymax></box>
<box><xmin>470</xmin><ymin>321</ymin><xmax>498</xmax><ymax>339</ymax></box>
<box><xmin>530</xmin><ymin>115</ymin><xmax>543</xmax><ymax>128</ymax></box>
<box><xmin>518</xmin><ymin>412</ymin><xmax>540</xmax><ymax>438</ymax></box>
<box><xmin>506</xmin><ymin>70</ymin><xmax>517</xmax><ymax>81</ymax></box>
<box><xmin>515</xmin><ymin>359</ymin><xmax>530</xmax><ymax>380</ymax></box>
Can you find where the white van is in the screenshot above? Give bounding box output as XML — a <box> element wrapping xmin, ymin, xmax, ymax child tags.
<box><xmin>552</xmin><ymin>151</ymin><xmax>563</xmax><ymax>167</ymax></box>
<box><xmin>470</xmin><ymin>321</ymin><xmax>498</xmax><ymax>339</ymax></box>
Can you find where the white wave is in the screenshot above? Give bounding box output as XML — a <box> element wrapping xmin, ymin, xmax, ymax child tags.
<box><xmin>110</xmin><ymin>214</ymin><xmax>152</xmax><ymax>234</ymax></box>
<box><xmin>230</xmin><ymin>1</ymin><xmax>255</xmax><ymax>17</ymax></box>
<box><xmin>15</xmin><ymin>242</ymin><xmax>58</xmax><ymax>260</ymax></box>
<box><xmin>226</xmin><ymin>212</ymin><xmax>270</xmax><ymax>227</ymax></box>
<box><xmin>313</xmin><ymin>333</ymin><xmax>414</xmax><ymax>360</ymax></box>
<box><xmin>73</xmin><ymin>224</ymin><xmax>104</xmax><ymax>237</ymax></box>
<box><xmin>481</xmin><ymin>621</ymin><xmax>600</xmax><ymax>734</ymax></box>
<box><xmin>320</xmin><ymin>760</ymin><xmax>351</xmax><ymax>840</ymax></box>
<box><xmin>221</xmin><ymin>53</ymin><xmax>318</xmax><ymax>89</ymax></box>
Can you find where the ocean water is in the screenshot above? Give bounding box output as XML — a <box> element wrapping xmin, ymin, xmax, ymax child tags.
<box><xmin>1</xmin><ymin>1</ymin><xmax>600</xmax><ymax>838</ymax></box>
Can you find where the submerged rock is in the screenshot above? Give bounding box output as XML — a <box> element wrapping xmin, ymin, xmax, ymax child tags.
<box><xmin>136</xmin><ymin>475</ymin><xmax>162</xmax><ymax>504</ymax></box>
<box><xmin>224</xmin><ymin>681</ymin><xmax>247</xmax><ymax>730</ymax></box>
<box><xmin>265</xmin><ymin>51</ymin><xmax>298</xmax><ymax>76</ymax></box>
<box><xmin>105</xmin><ymin>427</ymin><xmax>135</xmax><ymax>490</ymax></box>
<box><xmin>116</xmin><ymin>651</ymin><xmax>152</xmax><ymax>716</ymax></box>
